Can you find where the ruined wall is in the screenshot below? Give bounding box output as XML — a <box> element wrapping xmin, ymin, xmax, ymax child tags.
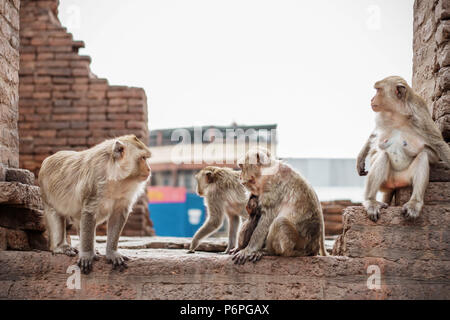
<box><xmin>413</xmin><ymin>0</ymin><xmax>450</xmax><ymax>139</ymax></box>
<box><xmin>0</xmin><ymin>0</ymin><xmax>20</xmax><ymax>168</ymax></box>
<box><xmin>18</xmin><ymin>0</ymin><xmax>154</xmax><ymax>236</ymax></box>
<box><xmin>0</xmin><ymin>0</ymin><xmax>49</xmax><ymax>251</ymax></box>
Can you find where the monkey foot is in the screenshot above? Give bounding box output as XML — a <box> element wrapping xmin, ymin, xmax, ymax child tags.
<box><xmin>52</xmin><ymin>244</ymin><xmax>78</xmax><ymax>257</ymax></box>
<box><xmin>402</xmin><ymin>200</ymin><xmax>423</xmax><ymax>220</ymax></box>
<box><xmin>363</xmin><ymin>200</ymin><xmax>388</xmax><ymax>222</ymax></box>
<box><xmin>106</xmin><ymin>251</ymin><xmax>129</xmax><ymax>272</ymax></box>
<box><xmin>228</xmin><ymin>248</ymin><xmax>241</xmax><ymax>255</ymax></box>
<box><xmin>187</xmin><ymin>249</ymin><xmax>195</xmax><ymax>254</ymax></box>
<box><xmin>232</xmin><ymin>249</ymin><xmax>264</xmax><ymax>265</ymax></box>
<box><xmin>224</xmin><ymin>246</ymin><xmax>234</xmax><ymax>254</ymax></box>
<box><xmin>77</xmin><ymin>252</ymin><xmax>97</xmax><ymax>274</ymax></box>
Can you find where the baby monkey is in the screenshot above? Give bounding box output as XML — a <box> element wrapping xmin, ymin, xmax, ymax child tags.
<box><xmin>189</xmin><ymin>166</ymin><xmax>248</xmax><ymax>254</ymax></box>
<box><xmin>230</xmin><ymin>194</ymin><xmax>262</xmax><ymax>254</ymax></box>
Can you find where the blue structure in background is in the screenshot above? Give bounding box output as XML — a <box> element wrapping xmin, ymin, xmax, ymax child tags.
<box><xmin>149</xmin><ymin>192</ymin><xmax>206</xmax><ymax>237</ymax></box>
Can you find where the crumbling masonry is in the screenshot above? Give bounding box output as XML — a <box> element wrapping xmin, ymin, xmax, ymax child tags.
<box><xmin>0</xmin><ymin>0</ymin><xmax>47</xmax><ymax>251</ymax></box>
<box><xmin>17</xmin><ymin>0</ymin><xmax>153</xmax><ymax>236</ymax></box>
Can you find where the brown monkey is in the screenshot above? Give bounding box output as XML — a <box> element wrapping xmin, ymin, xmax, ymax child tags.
<box><xmin>39</xmin><ymin>135</ymin><xmax>152</xmax><ymax>273</ymax></box>
<box><xmin>357</xmin><ymin>76</ymin><xmax>450</xmax><ymax>221</ymax></box>
<box><xmin>233</xmin><ymin>149</ymin><xmax>327</xmax><ymax>265</ymax></box>
<box><xmin>229</xmin><ymin>194</ymin><xmax>262</xmax><ymax>254</ymax></box>
<box><xmin>189</xmin><ymin>166</ymin><xmax>248</xmax><ymax>254</ymax></box>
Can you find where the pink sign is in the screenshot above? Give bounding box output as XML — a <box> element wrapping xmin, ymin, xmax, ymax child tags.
<box><xmin>147</xmin><ymin>186</ymin><xmax>187</xmax><ymax>203</ymax></box>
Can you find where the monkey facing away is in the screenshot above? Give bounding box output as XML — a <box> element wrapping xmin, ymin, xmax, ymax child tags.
<box><xmin>357</xmin><ymin>76</ymin><xmax>450</xmax><ymax>221</ymax></box>
<box><xmin>189</xmin><ymin>166</ymin><xmax>249</xmax><ymax>254</ymax></box>
<box><xmin>229</xmin><ymin>194</ymin><xmax>262</xmax><ymax>254</ymax></box>
<box><xmin>39</xmin><ymin>135</ymin><xmax>152</xmax><ymax>274</ymax></box>
<box><xmin>233</xmin><ymin>149</ymin><xmax>327</xmax><ymax>265</ymax></box>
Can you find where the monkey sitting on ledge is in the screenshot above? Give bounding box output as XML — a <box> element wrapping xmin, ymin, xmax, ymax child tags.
<box><xmin>233</xmin><ymin>149</ymin><xmax>327</xmax><ymax>265</ymax></box>
<box><xmin>39</xmin><ymin>135</ymin><xmax>152</xmax><ymax>274</ymax></box>
<box><xmin>357</xmin><ymin>76</ymin><xmax>450</xmax><ymax>221</ymax></box>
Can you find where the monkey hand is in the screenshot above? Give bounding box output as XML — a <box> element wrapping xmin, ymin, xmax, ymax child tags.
<box><xmin>357</xmin><ymin>160</ymin><xmax>368</xmax><ymax>176</ymax></box>
<box><xmin>77</xmin><ymin>251</ymin><xmax>97</xmax><ymax>274</ymax></box>
<box><xmin>106</xmin><ymin>250</ymin><xmax>129</xmax><ymax>271</ymax></box>
<box><xmin>232</xmin><ymin>248</ymin><xmax>264</xmax><ymax>265</ymax></box>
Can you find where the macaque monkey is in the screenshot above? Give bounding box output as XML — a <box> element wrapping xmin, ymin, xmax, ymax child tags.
<box><xmin>189</xmin><ymin>166</ymin><xmax>248</xmax><ymax>254</ymax></box>
<box><xmin>357</xmin><ymin>76</ymin><xmax>450</xmax><ymax>221</ymax></box>
<box><xmin>229</xmin><ymin>194</ymin><xmax>262</xmax><ymax>254</ymax></box>
<box><xmin>39</xmin><ymin>135</ymin><xmax>152</xmax><ymax>274</ymax></box>
<box><xmin>233</xmin><ymin>149</ymin><xmax>327</xmax><ymax>265</ymax></box>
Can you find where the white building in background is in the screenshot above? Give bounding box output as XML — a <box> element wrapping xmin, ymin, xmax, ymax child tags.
<box><xmin>282</xmin><ymin>158</ymin><xmax>365</xmax><ymax>202</ymax></box>
<box><xmin>149</xmin><ymin>124</ymin><xmax>278</xmax><ymax>192</ymax></box>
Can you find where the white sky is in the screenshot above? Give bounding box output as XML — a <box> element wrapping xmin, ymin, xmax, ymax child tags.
<box><xmin>59</xmin><ymin>0</ymin><xmax>414</xmax><ymax>158</ymax></box>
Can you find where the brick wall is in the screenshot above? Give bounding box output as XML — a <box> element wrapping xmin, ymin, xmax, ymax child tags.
<box><xmin>413</xmin><ymin>0</ymin><xmax>450</xmax><ymax>140</ymax></box>
<box><xmin>321</xmin><ymin>200</ymin><xmax>360</xmax><ymax>236</ymax></box>
<box><xmin>18</xmin><ymin>0</ymin><xmax>154</xmax><ymax>236</ymax></box>
<box><xmin>0</xmin><ymin>0</ymin><xmax>20</xmax><ymax>168</ymax></box>
<box><xmin>1</xmin><ymin>0</ymin><xmax>49</xmax><ymax>252</ymax></box>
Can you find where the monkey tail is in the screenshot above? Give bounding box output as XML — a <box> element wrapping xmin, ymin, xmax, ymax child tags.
<box><xmin>437</xmin><ymin>141</ymin><xmax>450</xmax><ymax>168</ymax></box>
<box><xmin>319</xmin><ymin>228</ymin><xmax>328</xmax><ymax>256</ymax></box>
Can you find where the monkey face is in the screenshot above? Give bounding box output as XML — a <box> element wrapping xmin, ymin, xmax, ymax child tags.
<box><xmin>135</xmin><ymin>153</ymin><xmax>152</xmax><ymax>181</ymax></box>
<box><xmin>238</xmin><ymin>149</ymin><xmax>273</xmax><ymax>195</ymax></box>
<box><xmin>195</xmin><ymin>167</ymin><xmax>216</xmax><ymax>196</ymax></box>
<box><xmin>240</xmin><ymin>165</ymin><xmax>260</xmax><ymax>194</ymax></box>
<box><xmin>111</xmin><ymin>135</ymin><xmax>152</xmax><ymax>181</ymax></box>
<box><xmin>372</xmin><ymin>76</ymin><xmax>408</xmax><ymax>114</ymax></box>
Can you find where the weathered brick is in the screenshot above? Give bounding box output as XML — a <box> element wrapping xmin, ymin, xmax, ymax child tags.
<box><xmin>52</xmin><ymin>114</ymin><xmax>87</xmax><ymax>121</ymax></box>
<box><xmin>15</xmin><ymin>0</ymin><xmax>153</xmax><ymax>237</ymax></box>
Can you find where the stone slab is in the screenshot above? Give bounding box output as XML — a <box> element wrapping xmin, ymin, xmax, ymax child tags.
<box><xmin>0</xmin><ymin>205</ymin><xmax>45</xmax><ymax>231</ymax></box>
<box><xmin>430</xmin><ymin>161</ymin><xmax>450</xmax><ymax>182</ymax></box>
<box><xmin>0</xmin><ymin>250</ymin><xmax>447</xmax><ymax>300</ymax></box>
<box><xmin>394</xmin><ymin>182</ymin><xmax>450</xmax><ymax>206</ymax></box>
<box><xmin>5</xmin><ymin>167</ymin><xmax>35</xmax><ymax>185</ymax></box>
<box><xmin>0</xmin><ymin>181</ymin><xmax>42</xmax><ymax>209</ymax></box>
<box><xmin>332</xmin><ymin>206</ymin><xmax>450</xmax><ymax>261</ymax></box>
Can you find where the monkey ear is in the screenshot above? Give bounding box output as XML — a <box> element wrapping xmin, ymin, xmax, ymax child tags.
<box><xmin>256</xmin><ymin>151</ymin><xmax>269</xmax><ymax>166</ymax></box>
<box><xmin>395</xmin><ymin>84</ymin><xmax>406</xmax><ymax>100</ymax></box>
<box><xmin>113</xmin><ymin>140</ymin><xmax>125</xmax><ymax>160</ymax></box>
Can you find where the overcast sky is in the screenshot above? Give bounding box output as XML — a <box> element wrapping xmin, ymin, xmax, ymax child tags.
<box><xmin>59</xmin><ymin>0</ymin><xmax>414</xmax><ymax>158</ymax></box>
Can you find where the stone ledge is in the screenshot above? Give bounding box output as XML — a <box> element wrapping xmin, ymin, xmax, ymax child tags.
<box><xmin>0</xmin><ymin>205</ymin><xmax>45</xmax><ymax>231</ymax></box>
<box><xmin>333</xmin><ymin>206</ymin><xmax>450</xmax><ymax>261</ymax></box>
<box><xmin>69</xmin><ymin>236</ymin><xmax>337</xmax><ymax>254</ymax></box>
<box><xmin>4</xmin><ymin>167</ymin><xmax>35</xmax><ymax>185</ymax></box>
<box><xmin>0</xmin><ymin>250</ymin><xmax>448</xmax><ymax>299</ymax></box>
<box><xmin>0</xmin><ymin>181</ymin><xmax>42</xmax><ymax>209</ymax></box>
<box><xmin>430</xmin><ymin>161</ymin><xmax>450</xmax><ymax>182</ymax></box>
<box><xmin>394</xmin><ymin>182</ymin><xmax>450</xmax><ymax>206</ymax></box>
<box><xmin>341</xmin><ymin>205</ymin><xmax>449</xmax><ymax>227</ymax></box>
